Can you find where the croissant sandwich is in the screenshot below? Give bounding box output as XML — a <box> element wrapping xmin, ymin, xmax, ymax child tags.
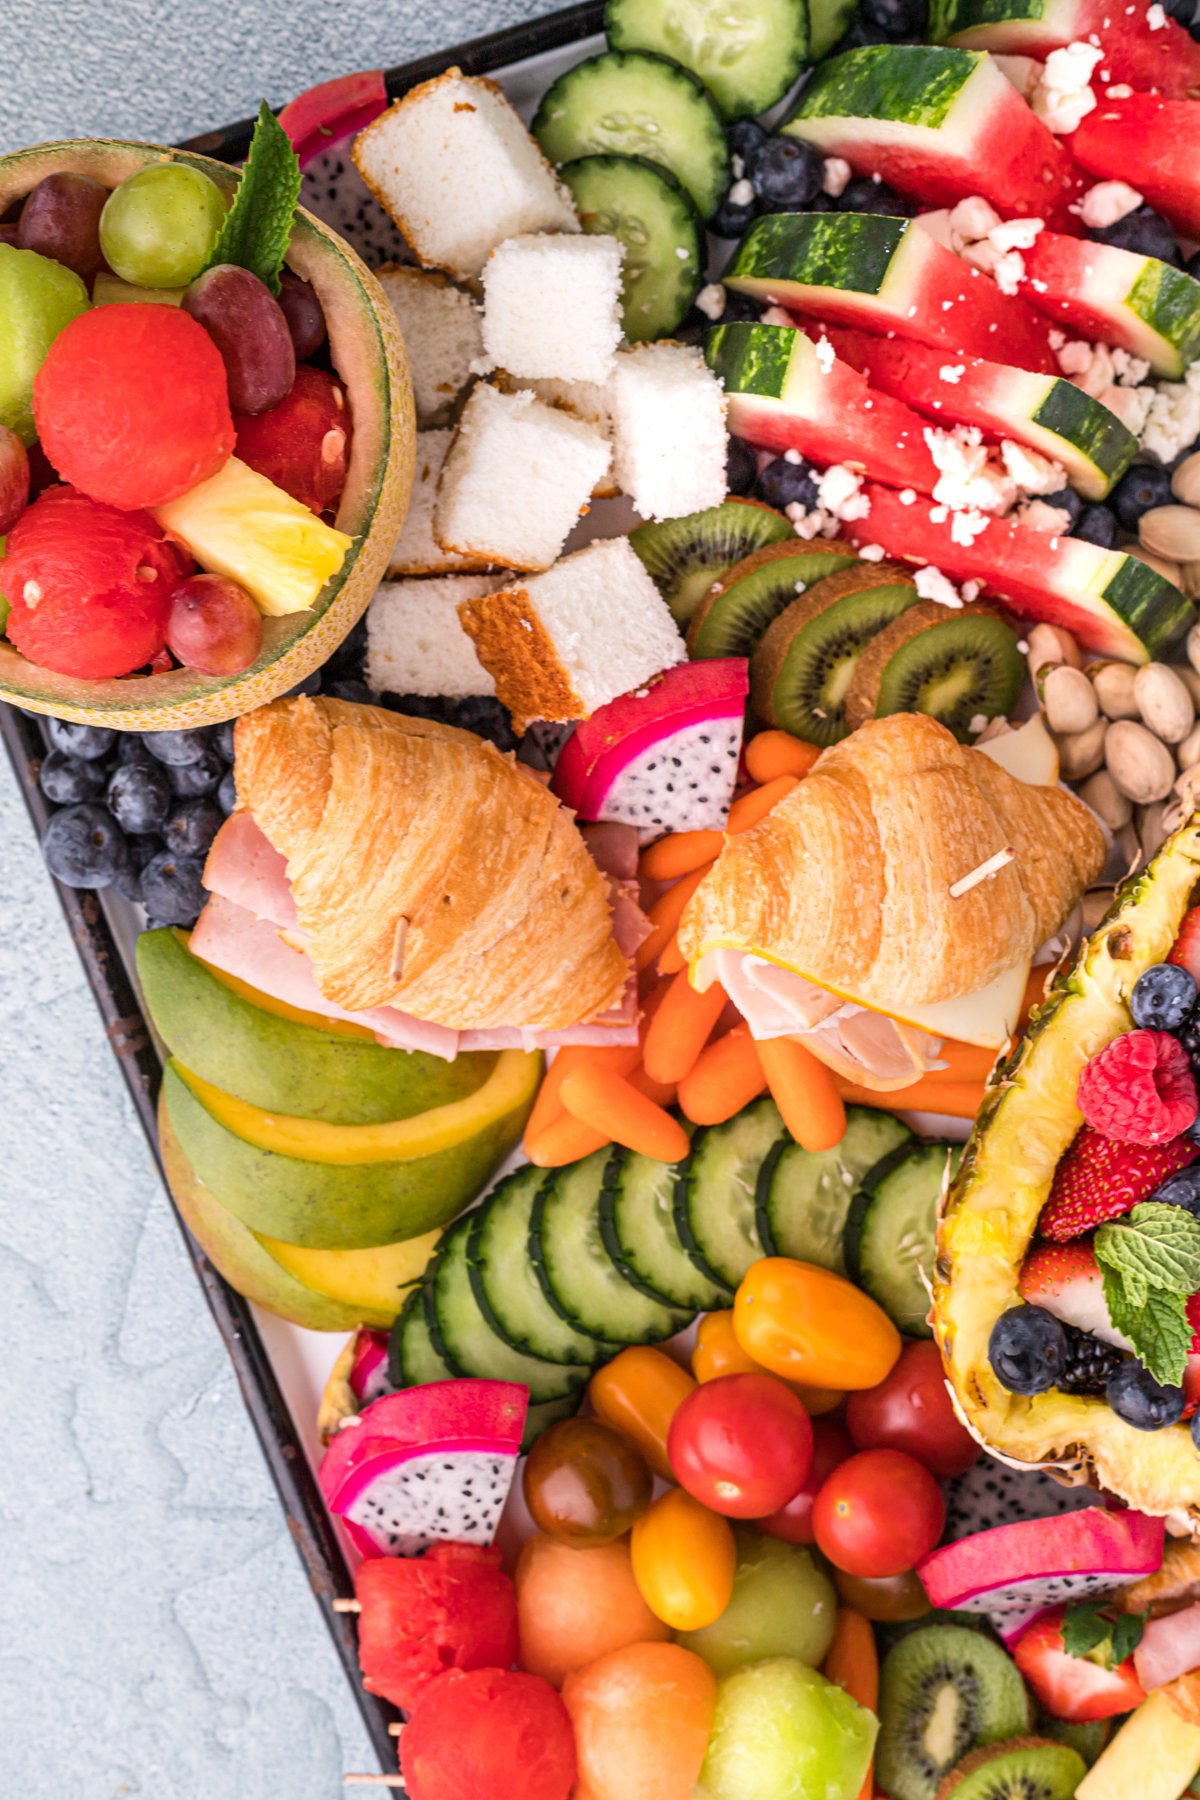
<box><xmin>190</xmin><ymin>696</ymin><xmax>643</xmax><ymax>1057</ymax></box>
<box><xmin>678</xmin><ymin>713</ymin><xmax>1106</xmax><ymax>1091</ymax></box>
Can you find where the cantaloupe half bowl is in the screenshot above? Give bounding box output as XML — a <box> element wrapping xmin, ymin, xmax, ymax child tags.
<box><xmin>0</xmin><ymin>138</ymin><xmax>415</xmax><ymax>730</ymax></box>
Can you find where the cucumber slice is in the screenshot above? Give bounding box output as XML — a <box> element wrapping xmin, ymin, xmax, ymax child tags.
<box><xmin>599</xmin><ymin>1145</ymin><xmax>728</xmax><ymax>1312</ymax></box>
<box><xmin>468</xmin><ymin>1166</ymin><xmax>611</xmax><ymax>1365</ymax></box>
<box><xmin>390</xmin><ymin>1285</ymin><xmax>453</xmax><ymax>1387</ymax></box>
<box><xmin>532</xmin><ymin>1151</ymin><xmax>692</xmax><ymax>1343</ymax></box>
<box><xmin>756</xmin><ymin>1106</ymin><xmax>914</xmax><ymax>1273</ymax></box>
<box><xmin>808</xmin><ymin>0</ymin><xmax>857</xmax><ymax>57</ymax></box>
<box><xmin>674</xmin><ymin>1096</ymin><xmax>784</xmax><ymax>1290</ymax></box>
<box><xmin>429</xmin><ymin>1215</ymin><xmax>589</xmax><ymax>1402</ymax></box>
<box><xmin>561</xmin><ymin>154</ymin><xmax>703</xmax><ymax>341</ymax></box>
<box><xmin>846</xmin><ymin>1141</ymin><xmax>962</xmax><ymax>1337</ymax></box>
<box><xmin>532</xmin><ymin>50</ymin><xmax>730</xmax><ymax>220</ymax></box>
<box><xmin>605</xmin><ymin>0</ymin><xmax>809</xmax><ymax>119</ymax></box>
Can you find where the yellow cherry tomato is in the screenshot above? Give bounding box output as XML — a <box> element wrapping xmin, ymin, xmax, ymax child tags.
<box><xmin>589</xmin><ymin>1346</ymin><xmax>697</xmax><ymax>1481</ymax></box>
<box><xmin>630</xmin><ymin>1487</ymin><xmax>737</xmax><ymax>1631</ymax></box>
<box><xmin>692</xmin><ymin>1311</ymin><xmax>845</xmax><ymax>1415</ymax></box>
<box><xmin>734</xmin><ymin>1258</ymin><xmax>902</xmax><ymax>1391</ymax></box>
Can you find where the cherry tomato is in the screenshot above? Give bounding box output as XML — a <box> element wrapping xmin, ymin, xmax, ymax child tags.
<box><xmin>756</xmin><ymin>1417</ymin><xmax>854</xmax><ymax>1546</ymax></box>
<box><xmin>833</xmin><ymin>1567</ymin><xmax>932</xmax><ymax>1624</ymax></box>
<box><xmin>692</xmin><ymin>1311</ymin><xmax>845</xmax><ymax>1414</ymax></box>
<box><xmin>589</xmin><ymin>1346</ymin><xmax>696</xmax><ymax>1482</ymax></box>
<box><xmin>734</xmin><ymin>1258</ymin><xmax>902</xmax><ymax>1391</ymax></box>
<box><xmin>813</xmin><ymin>1449</ymin><xmax>946</xmax><ymax>1579</ymax></box>
<box><xmin>667</xmin><ymin>1372</ymin><xmax>813</xmax><ymax>1518</ymax></box>
<box><xmin>522</xmin><ymin>1417</ymin><xmax>653</xmax><ymax>1548</ymax></box>
<box><xmin>630</xmin><ymin>1487</ymin><xmax>737</xmax><ymax>1631</ymax></box>
<box><xmin>845</xmin><ymin>1340</ymin><xmax>980</xmax><ymax>1480</ymax></box>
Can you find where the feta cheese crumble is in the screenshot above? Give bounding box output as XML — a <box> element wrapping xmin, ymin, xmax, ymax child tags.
<box><xmin>694</xmin><ymin>283</ymin><xmax>726</xmax><ymax>322</ymax></box>
<box><xmin>822</xmin><ymin>157</ymin><xmax>852</xmax><ymax>198</ymax></box>
<box><xmin>924</xmin><ymin>423</ymin><xmax>1017</xmax><ymax>514</ymax></box>
<box><xmin>1031</xmin><ymin>41</ymin><xmax>1103</xmax><ymax>135</ymax></box>
<box><xmin>914</xmin><ymin>565</ymin><xmax>966</xmax><ymax>609</ymax></box>
<box><xmin>814</xmin><ymin>335</ymin><xmax>835</xmax><ymax>375</ymax></box>
<box><xmin>1079</xmin><ymin>181</ymin><xmax>1143</xmax><ymax>229</ymax></box>
<box><xmin>786</xmin><ymin>462</ymin><xmax>871</xmax><ymax>538</ymax></box>
<box><xmin>939</xmin><ymin>365</ymin><xmax>966</xmax><ymax>384</ymax></box>
<box><xmin>999</xmin><ymin>439</ymin><xmax>1067</xmax><ymax>495</ymax></box>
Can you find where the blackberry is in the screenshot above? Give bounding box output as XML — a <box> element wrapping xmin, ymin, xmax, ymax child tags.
<box><xmin>1058</xmin><ymin>1326</ymin><xmax>1122</xmax><ymax>1397</ymax></box>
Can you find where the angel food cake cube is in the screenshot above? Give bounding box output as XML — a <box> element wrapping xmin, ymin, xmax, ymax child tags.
<box><xmin>434</xmin><ymin>383</ymin><xmax>612</xmax><ymax>572</ymax></box>
<box><xmin>353</xmin><ymin>69</ymin><xmax>578</xmax><ymax>281</ymax></box>
<box><xmin>376</xmin><ymin>267</ymin><xmax>482</xmax><ymax>427</ymax></box>
<box><xmin>610</xmin><ymin>343</ymin><xmax>728</xmax><ymax>522</ymax></box>
<box><xmin>481</xmin><ymin>233</ymin><xmax>625</xmax><ymax>384</ymax></box>
<box><xmin>367</xmin><ymin>575</ymin><xmax>501</xmax><ymax>698</ymax></box>
<box><xmin>457</xmin><ymin>536</ymin><xmax>687</xmax><ymax>730</ymax></box>
<box><xmin>389</xmin><ymin>431</ymin><xmax>494</xmax><ymax>577</ymax></box>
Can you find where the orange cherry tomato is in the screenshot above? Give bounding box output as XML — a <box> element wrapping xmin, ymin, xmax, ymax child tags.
<box><xmin>630</xmin><ymin>1487</ymin><xmax>737</xmax><ymax>1631</ymax></box>
<box><xmin>692</xmin><ymin>1311</ymin><xmax>845</xmax><ymax>1414</ymax></box>
<box><xmin>589</xmin><ymin>1346</ymin><xmax>697</xmax><ymax>1482</ymax></box>
<box><xmin>733</xmin><ymin>1258</ymin><xmax>902</xmax><ymax>1391</ymax></box>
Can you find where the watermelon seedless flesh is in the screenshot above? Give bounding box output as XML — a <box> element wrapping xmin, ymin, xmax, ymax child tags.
<box><xmin>1015</xmin><ymin>228</ymin><xmax>1200</xmax><ymax>380</ymax></box>
<box><xmin>928</xmin><ymin>0</ymin><xmax>1200</xmax><ymax>101</ymax></box>
<box><xmin>784</xmin><ymin>45</ymin><xmax>1078</xmax><ymax>224</ymax></box>
<box><xmin>823</xmin><ymin>324</ymin><xmax>1136</xmax><ymax>499</ymax></box>
<box><xmin>724</xmin><ymin>211</ymin><xmax>1057</xmax><ymax>374</ymax></box>
<box><xmin>1071</xmin><ymin>94</ymin><xmax>1200</xmax><ymax>241</ymax></box>
<box><xmin>706</xmin><ymin>320</ymin><xmax>941</xmax><ymax>494</ymax></box>
<box><xmin>843</xmin><ymin>481</ymin><xmax>1194</xmax><ymax>660</ymax></box>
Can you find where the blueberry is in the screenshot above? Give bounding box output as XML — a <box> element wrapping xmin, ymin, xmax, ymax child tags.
<box><xmin>728</xmin><ymin>119</ymin><xmax>768</xmax><ymax>164</ymax></box>
<box><xmin>45</xmin><ymin>718</ymin><xmax>116</xmax><ymax>761</ymax></box>
<box><xmin>1192</xmin><ymin>1411</ymin><xmax>1200</xmax><ymax>1456</ymax></box>
<box><xmin>1074</xmin><ymin>503</ymin><xmax>1119</xmax><ymax>548</ymax></box>
<box><xmin>442</xmin><ymin>695</ymin><xmax>518</xmax><ymax>753</ymax></box>
<box><xmin>165</xmin><ymin>797</ymin><xmax>224</xmax><ymax>859</ymax></box>
<box><xmin>746</xmin><ymin>137</ymin><xmax>824</xmax><ymax>210</ymax></box>
<box><xmin>834</xmin><ymin>17</ymin><xmax>891</xmax><ymax>48</ymax></box>
<box><xmin>115</xmin><ymin>734</ymin><xmax>155</xmax><ymax>766</ymax></box>
<box><xmin>1148</xmin><ymin>1167</ymin><xmax>1200</xmax><ymax>1216</ymax></box>
<box><xmin>167</xmin><ymin>744</ymin><xmax>224</xmax><ymax>797</ymax></box>
<box><xmin>113</xmin><ymin>833</ymin><xmax>164</xmax><ymax>901</ymax></box>
<box><xmin>712</xmin><ymin>192</ymin><xmax>758</xmax><ymax>239</ymax></box>
<box><xmin>726</xmin><ymin>436</ymin><xmax>758</xmax><ymax>497</ymax></box>
<box><xmin>1091</xmin><ymin>205</ymin><xmax>1182</xmax><ymax>268</ymax></box>
<box><xmin>138</xmin><ymin>851</ymin><xmax>206</xmax><ymax>926</ymax></box>
<box><xmin>217</xmin><ymin>769</ymin><xmax>238</xmax><ymax>815</ymax></box>
<box><xmin>1040</xmin><ymin>487</ymin><xmax>1083</xmax><ymax>530</ymax></box>
<box><xmin>1131</xmin><ymin>961</ymin><xmax>1198</xmax><ymax>1030</ymax></box>
<box><xmin>1163</xmin><ymin>0</ymin><xmax>1193</xmax><ymax>18</ymax></box>
<box><xmin>324</xmin><ymin>679</ymin><xmax>377</xmax><ymax>704</ymax></box>
<box><xmin>287</xmin><ymin>671</ymin><xmax>323</xmax><ymax>698</ymax></box>
<box><xmin>861</xmin><ymin>0</ymin><xmax>928</xmax><ymax>35</ymax></box>
<box><xmin>213</xmin><ymin>719</ymin><xmax>237</xmax><ymax>763</ymax></box>
<box><xmin>1106</xmin><ymin>1360</ymin><xmax>1186</xmax><ymax>1431</ymax></box>
<box><xmin>837</xmin><ymin>175</ymin><xmax>912</xmax><ymax>217</ymax></box>
<box><xmin>716</xmin><ymin>289</ymin><xmax>762</xmax><ymax>324</ymax></box>
<box><xmin>756</xmin><ymin>454</ymin><xmax>820</xmax><ymax>511</ymax></box>
<box><xmin>1112</xmin><ymin>463</ymin><xmax>1174</xmax><ymax>532</ymax></box>
<box><xmin>39</xmin><ymin>750</ymin><xmax>106</xmax><ymax>805</ymax></box>
<box><xmin>988</xmin><ymin>1304</ymin><xmax>1067</xmax><ymax>1396</ymax></box>
<box><xmin>106</xmin><ymin>758</ymin><xmax>172</xmax><ymax>834</ymax></box>
<box><xmin>142</xmin><ymin>727</ymin><xmax>214</xmax><ymax>768</ymax></box>
<box><xmin>41</xmin><ymin>804</ymin><xmax>129</xmax><ymax>889</ymax></box>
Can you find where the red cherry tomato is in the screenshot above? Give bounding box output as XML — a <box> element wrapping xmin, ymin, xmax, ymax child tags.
<box><xmin>756</xmin><ymin>1417</ymin><xmax>853</xmax><ymax>1546</ymax></box>
<box><xmin>813</xmin><ymin>1449</ymin><xmax>946</xmax><ymax>1579</ymax></box>
<box><xmin>667</xmin><ymin>1371</ymin><xmax>814</xmax><ymax>1519</ymax></box>
<box><xmin>845</xmin><ymin>1341</ymin><xmax>980</xmax><ymax>1480</ymax></box>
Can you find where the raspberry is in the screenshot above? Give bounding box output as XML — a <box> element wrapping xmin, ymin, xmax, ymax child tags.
<box><xmin>1038</xmin><ymin>1125</ymin><xmax>1199</xmax><ymax>1240</ymax></box>
<box><xmin>1077</xmin><ymin>1028</ymin><xmax>1198</xmax><ymax>1144</ymax></box>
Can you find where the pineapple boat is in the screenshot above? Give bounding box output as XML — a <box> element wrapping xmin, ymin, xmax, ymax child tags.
<box><xmin>935</xmin><ymin>813</ymin><xmax>1200</xmax><ymax>1526</ymax></box>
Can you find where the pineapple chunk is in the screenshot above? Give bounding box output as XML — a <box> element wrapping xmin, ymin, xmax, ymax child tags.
<box><xmin>1077</xmin><ymin>1692</ymin><xmax>1200</xmax><ymax>1800</ymax></box>
<box><xmin>155</xmin><ymin>457</ymin><xmax>352</xmax><ymax>617</ymax></box>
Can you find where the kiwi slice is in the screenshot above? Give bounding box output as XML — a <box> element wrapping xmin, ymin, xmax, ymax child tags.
<box><xmin>1034</xmin><ymin>1712</ymin><xmax>1111</xmax><ymax>1770</ymax></box>
<box><xmin>843</xmin><ymin>601</ymin><xmax>1024</xmax><ymax>741</ymax></box>
<box><xmin>750</xmin><ymin>561</ymin><xmax>919</xmax><ymax>746</ymax></box>
<box><xmin>934</xmin><ymin>1737</ymin><xmax>1086</xmax><ymax>1800</ymax></box>
<box><xmin>876</xmin><ymin>1625</ymin><xmax>1031</xmax><ymax>1800</ymax></box>
<box><xmin>688</xmin><ymin>538</ymin><xmax>860</xmax><ymax>660</ymax></box>
<box><xmin>629</xmin><ymin>498</ymin><xmax>793</xmax><ymax>627</ymax></box>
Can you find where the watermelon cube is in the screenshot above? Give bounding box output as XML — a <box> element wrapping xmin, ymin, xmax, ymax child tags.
<box><xmin>1016</xmin><ymin>229</ymin><xmax>1200</xmax><ymax>379</ymax></box>
<box><xmin>724</xmin><ymin>212</ymin><xmax>1057</xmax><ymax>374</ymax></box>
<box><xmin>784</xmin><ymin>45</ymin><xmax>1079</xmax><ymax>224</ymax></box>
<box><xmin>706</xmin><ymin>321</ymin><xmax>941</xmax><ymax>494</ymax></box>
<box><xmin>824</xmin><ymin>326</ymin><xmax>1136</xmax><ymax>499</ymax></box>
<box><xmin>928</xmin><ymin>0</ymin><xmax>1200</xmax><ymax>101</ymax></box>
<box><xmin>1072</xmin><ymin>94</ymin><xmax>1200</xmax><ymax>241</ymax></box>
<box><xmin>843</xmin><ymin>481</ymin><xmax>1193</xmax><ymax>661</ymax></box>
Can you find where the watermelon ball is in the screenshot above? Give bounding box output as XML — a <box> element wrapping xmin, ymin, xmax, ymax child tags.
<box><xmin>33</xmin><ymin>303</ymin><xmax>235</xmax><ymax>509</ymax></box>
<box><xmin>353</xmin><ymin>1542</ymin><xmax>518</xmax><ymax>1714</ymax></box>
<box><xmin>233</xmin><ymin>365</ymin><xmax>351</xmax><ymax>516</ymax></box>
<box><xmin>2</xmin><ymin>485</ymin><xmax>193</xmax><ymax>679</ymax></box>
<box><xmin>399</xmin><ymin>1667</ymin><xmax>576</xmax><ymax>1800</ymax></box>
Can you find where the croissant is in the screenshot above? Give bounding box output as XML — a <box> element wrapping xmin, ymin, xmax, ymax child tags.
<box><xmin>232</xmin><ymin>696</ymin><xmax>628</xmax><ymax>1031</ymax></box>
<box><xmin>679</xmin><ymin>713</ymin><xmax>1106</xmax><ymax>1011</ymax></box>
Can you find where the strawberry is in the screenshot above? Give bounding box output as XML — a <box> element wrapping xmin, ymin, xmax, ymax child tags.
<box><xmin>1171</xmin><ymin>908</ymin><xmax>1200</xmax><ymax>983</ymax></box>
<box><xmin>1019</xmin><ymin>1241</ymin><xmax>1130</xmax><ymax>1348</ymax></box>
<box><xmin>1038</xmin><ymin>1126</ymin><xmax>1199</xmax><ymax>1241</ymax></box>
<box><xmin>1013</xmin><ymin>1608</ymin><xmax>1146</xmax><ymax>1724</ymax></box>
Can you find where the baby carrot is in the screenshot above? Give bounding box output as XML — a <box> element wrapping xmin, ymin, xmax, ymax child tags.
<box><xmin>932</xmin><ymin>1038</ymin><xmax>1001</xmax><ymax>1083</ymax></box>
<box><xmin>560</xmin><ymin>1064</ymin><xmax>691</xmax><ymax>1164</ymax></box>
<box><xmin>657</xmin><ymin>932</ymin><xmax>687</xmax><ymax>976</ymax></box>
<box><xmin>727</xmin><ymin>774</ymin><xmax>799</xmax><ymax>835</ymax></box>
<box><xmin>756</xmin><ymin>1035</ymin><xmax>847</xmax><ymax>1152</ymax></box>
<box><xmin>525</xmin><ymin>1111</ymin><xmax>611</xmax><ymax>1167</ymax></box>
<box><xmin>627</xmin><ymin>1065</ymin><xmax>678</xmax><ymax>1109</ymax></box>
<box><xmin>523</xmin><ymin>1043</ymin><xmax>641</xmax><ymax>1143</ymax></box>
<box><xmin>823</xmin><ymin>1608</ymin><xmax>879</xmax><ymax>1800</ymax></box>
<box><xmin>745</xmin><ymin>730</ymin><xmax>821</xmax><ymax>786</ymax></box>
<box><xmin>635</xmin><ymin>862</ymin><xmax>713</xmax><ymax>971</ymax></box>
<box><xmin>640</xmin><ymin>830</ymin><xmax>724</xmax><ymax>882</ymax></box>
<box><xmin>642</xmin><ymin>969</ymin><xmax>729</xmax><ymax>1086</ymax></box>
<box><xmin>678</xmin><ymin>1022</ymin><xmax>768</xmax><ymax>1125</ymax></box>
<box><xmin>834</xmin><ymin>1075</ymin><xmax>986</xmax><ymax>1119</ymax></box>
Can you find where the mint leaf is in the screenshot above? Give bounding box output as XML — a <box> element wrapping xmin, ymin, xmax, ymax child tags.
<box><xmin>1095</xmin><ymin>1203</ymin><xmax>1200</xmax><ymax>1296</ymax></box>
<box><xmin>1111</xmin><ymin>1611</ymin><xmax>1147</xmax><ymax>1665</ymax></box>
<box><xmin>205</xmin><ymin>101</ymin><xmax>302</xmax><ymax>294</ymax></box>
<box><xmin>1101</xmin><ymin>1264</ymin><xmax>1144</xmax><ymax>1346</ymax></box>
<box><xmin>1124</xmin><ymin>1290</ymin><xmax>1192</xmax><ymax>1387</ymax></box>
<box><xmin>1061</xmin><ymin>1601</ymin><xmax>1110</xmax><ymax>1658</ymax></box>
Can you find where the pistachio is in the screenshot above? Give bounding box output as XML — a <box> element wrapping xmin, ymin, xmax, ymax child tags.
<box><xmin>1111</xmin><ymin>822</ymin><xmax>1141</xmax><ymax>874</ymax></box>
<box><xmin>1178</xmin><ymin>665</ymin><xmax>1200</xmax><ymax>709</ymax></box>
<box><xmin>1173</xmin><ymin>451</ymin><xmax>1200</xmax><ymax>509</ymax></box>
<box><xmin>1175</xmin><ymin>764</ymin><xmax>1200</xmax><ymax>804</ymax></box>
<box><xmin>1026</xmin><ymin>621</ymin><xmax>1081</xmax><ymax>680</ymax></box>
<box><xmin>1055</xmin><ymin>718</ymin><xmax>1108</xmax><ymax>780</ymax></box>
<box><xmin>1041</xmin><ymin>663</ymin><xmax>1100</xmax><ymax>735</ymax></box>
<box><xmin>1179</xmin><ymin>720</ymin><xmax>1200</xmax><ymax>770</ymax></box>
<box><xmin>1105</xmin><ymin>719</ymin><xmax>1177</xmax><ymax>803</ymax></box>
<box><xmin>1180</xmin><ymin>563</ymin><xmax>1200</xmax><ymax>602</ymax></box>
<box><xmin>1134</xmin><ymin>662</ymin><xmax>1195</xmax><ymax>744</ymax></box>
<box><xmin>1087</xmin><ymin>659</ymin><xmax>1140</xmax><ymax>721</ymax></box>
<box><xmin>1139</xmin><ymin>506</ymin><xmax>1200</xmax><ymax>564</ymax></box>
<box><xmin>1130</xmin><ymin>544</ymin><xmax>1186</xmax><ymax>587</ymax></box>
<box><xmin>1078</xmin><ymin>768</ymin><xmax>1133</xmax><ymax>831</ymax></box>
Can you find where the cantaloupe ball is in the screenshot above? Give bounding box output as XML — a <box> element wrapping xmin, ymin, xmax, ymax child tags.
<box><xmin>515</xmin><ymin>1532</ymin><xmax>670</xmax><ymax>1688</ymax></box>
<box><xmin>562</xmin><ymin>1641</ymin><xmax>717</xmax><ymax>1800</ymax></box>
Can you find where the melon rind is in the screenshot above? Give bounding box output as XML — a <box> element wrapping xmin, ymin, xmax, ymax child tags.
<box><xmin>0</xmin><ymin>138</ymin><xmax>415</xmax><ymax>729</ymax></box>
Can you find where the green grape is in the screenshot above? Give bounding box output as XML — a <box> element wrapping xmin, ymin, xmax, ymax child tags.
<box><xmin>678</xmin><ymin>1529</ymin><xmax>837</xmax><ymax>1676</ymax></box>
<box><xmin>99</xmin><ymin>165</ymin><xmax>227</xmax><ymax>289</ymax></box>
<box><xmin>699</xmin><ymin>1659</ymin><xmax>877</xmax><ymax>1800</ymax></box>
<box><xmin>0</xmin><ymin>243</ymin><xmax>90</xmax><ymax>444</ymax></box>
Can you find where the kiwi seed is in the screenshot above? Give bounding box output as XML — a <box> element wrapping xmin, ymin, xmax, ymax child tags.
<box><xmin>876</xmin><ymin>1624</ymin><xmax>1031</xmax><ymax>1800</ymax></box>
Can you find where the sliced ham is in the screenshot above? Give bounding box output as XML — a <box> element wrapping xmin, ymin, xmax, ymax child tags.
<box><xmin>1135</xmin><ymin>1604</ymin><xmax>1200</xmax><ymax>1692</ymax></box>
<box><xmin>203</xmin><ymin>812</ymin><xmax>297</xmax><ymax>930</ymax></box>
<box><xmin>582</xmin><ymin>822</ymin><xmax>640</xmax><ymax>885</ymax></box>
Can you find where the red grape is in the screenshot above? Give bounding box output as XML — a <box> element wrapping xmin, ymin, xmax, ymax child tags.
<box><xmin>182</xmin><ymin>263</ymin><xmax>295</xmax><ymax>414</ymax></box>
<box><xmin>278</xmin><ymin>268</ymin><xmax>326</xmax><ymax>359</ymax></box>
<box><xmin>19</xmin><ymin>173</ymin><xmax>108</xmax><ymax>283</ymax></box>
<box><xmin>166</xmin><ymin>572</ymin><xmax>263</xmax><ymax>675</ymax></box>
<box><xmin>0</xmin><ymin>424</ymin><xmax>31</xmax><ymax>533</ymax></box>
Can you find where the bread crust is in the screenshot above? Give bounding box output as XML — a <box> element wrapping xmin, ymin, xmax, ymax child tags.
<box><xmin>456</xmin><ymin>585</ymin><xmax>586</xmax><ymax>733</ymax></box>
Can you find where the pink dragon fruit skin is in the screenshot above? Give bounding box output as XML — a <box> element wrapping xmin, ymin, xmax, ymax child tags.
<box><xmin>349</xmin><ymin>1329</ymin><xmax>392</xmax><ymax>1407</ymax></box>
<box><xmin>319</xmin><ymin>1379</ymin><xmax>528</xmax><ymax>1559</ymax></box>
<box><xmin>551</xmin><ymin>660</ymin><xmax>750</xmax><ymax>836</ymax></box>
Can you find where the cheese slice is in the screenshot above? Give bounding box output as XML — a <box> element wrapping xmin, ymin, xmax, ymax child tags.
<box><xmin>876</xmin><ymin>958</ymin><xmax>1031</xmax><ymax>1050</ymax></box>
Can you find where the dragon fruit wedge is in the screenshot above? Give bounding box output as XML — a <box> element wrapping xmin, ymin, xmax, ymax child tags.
<box><xmin>551</xmin><ymin>659</ymin><xmax>750</xmax><ymax>837</ymax></box>
<box><xmin>319</xmin><ymin>1379</ymin><xmax>528</xmax><ymax>1559</ymax></box>
<box><xmin>350</xmin><ymin>1329</ymin><xmax>392</xmax><ymax>1406</ymax></box>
